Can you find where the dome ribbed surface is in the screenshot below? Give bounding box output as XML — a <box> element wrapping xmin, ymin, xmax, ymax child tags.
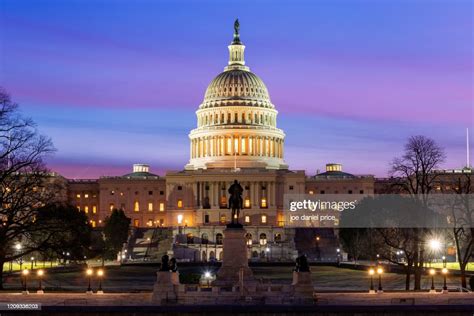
<box><xmin>201</xmin><ymin>70</ymin><xmax>273</xmax><ymax>109</ymax></box>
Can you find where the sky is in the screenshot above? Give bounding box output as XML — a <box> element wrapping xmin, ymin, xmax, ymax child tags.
<box><xmin>0</xmin><ymin>0</ymin><xmax>472</xmax><ymax>178</ymax></box>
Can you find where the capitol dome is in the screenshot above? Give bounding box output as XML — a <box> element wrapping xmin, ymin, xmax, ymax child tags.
<box><xmin>185</xmin><ymin>20</ymin><xmax>288</xmax><ymax>170</ymax></box>
<box><xmin>201</xmin><ymin>70</ymin><xmax>273</xmax><ymax>108</ymax></box>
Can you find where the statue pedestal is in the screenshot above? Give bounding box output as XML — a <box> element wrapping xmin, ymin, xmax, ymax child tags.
<box><xmin>213</xmin><ymin>225</ymin><xmax>255</xmax><ymax>287</ymax></box>
<box><xmin>152</xmin><ymin>271</ymin><xmax>180</xmax><ymax>304</ymax></box>
<box><xmin>292</xmin><ymin>271</ymin><xmax>314</xmax><ymax>302</ymax></box>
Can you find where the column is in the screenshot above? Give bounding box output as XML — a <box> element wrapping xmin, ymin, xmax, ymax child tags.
<box><xmin>250</xmin><ymin>181</ymin><xmax>255</xmax><ymax>209</ymax></box>
<box><xmin>270</xmin><ymin>182</ymin><xmax>275</xmax><ymax>207</ymax></box>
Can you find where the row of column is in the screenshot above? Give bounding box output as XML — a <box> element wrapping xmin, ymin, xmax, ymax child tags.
<box><xmin>198</xmin><ymin>111</ymin><xmax>276</xmax><ymax>127</ymax></box>
<box><xmin>190</xmin><ymin>136</ymin><xmax>284</xmax><ymax>159</ymax></box>
<box><xmin>194</xmin><ymin>180</ymin><xmax>276</xmax><ymax>209</ymax></box>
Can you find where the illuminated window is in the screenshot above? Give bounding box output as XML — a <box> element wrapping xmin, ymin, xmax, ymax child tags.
<box><xmin>177</xmin><ymin>214</ymin><xmax>183</xmax><ymax>224</ymax></box>
<box><xmin>92</xmin><ymin>206</ymin><xmax>97</xmax><ymax>214</ymax></box>
<box><xmin>220</xmin><ymin>196</ymin><xmax>227</xmax><ymax>208</ymax></box>
<box><xmin>227</xmin><ymin>138</ymin><xmax>232</xmax><ymax>154</ymax></box>
<box><xmin>177</xmin><ymin>199</ymin><xmax>183</xmax><ymax>208</ymax></box>
<box><xmin>84</xmin><ymin>206</ymin><xmax>89</xmax><ymax>214</ymax></box>
<box><xmin>84</xmin><ymin>194</ymin><xmax>89</xmax><ymax>199</ymax></box>
<box><xmin>77</xmin><ymin>206</ymin><xmax>80</xmax><ymax>211</ymax></box>
<box><xmin>147</xmin><ymin>220</ymin><xmax>153</xmax><ymax>227</ymax></box>
<box><xmin>244</xmin><ymin>198</ymin><xmax>250</xmax><ymax>208</ymax></box>
<box><xmin>91</xmin><ymin>220</ymin><xmax>96</xmax><ymax>228</ymax></box>
<box><xmin>259</xmin><ymin>233</ymin><xmax>267</xmax><ymax>245</ymax></box>
<box><xmin>133</xmin><ymin>219</ymin><xmax>140</xmax><ymax>227</ymax></box>
<box><xmin>220</xmin><ymin>214</ymin><xmax>226</xmax><ymax>224</ymax></box>
<box><xmin>159</xmin><ymin>203</ymin><xmax>165</xmax><ymax>211</ymax></box>
<box><xmin>246</xmin><ymin>233</ymin><xmax>252</xmax><ymax>246</ymax></box>
<box><xmin>245</xmin><ymin>215</ymin><xmax>250</xmax><ymax>223</ymax></box>
<box><xmin>76</xmin><ymin>194</ymin><xmax>81</xmax><ymax>199</ymax></box>
<box><xmin>261</xmin><ymin>214</ymin><xmax>267</xmax><ymax>224</ymax></box>
<box><xmin>110</xmin><ymin>190</ymin><xmax>115</xmax><ymax>195</ymax></box>
<box><xmin>109</xmin><ymin>203</ymin><xmax>114</xmax><ymax>211</ymax></box>
<box><xmin>234</xmin><ymin>138</ymin><xmax>239</xmax><ymax>152</ymax></box>
<box><xmin>134</xmin><ymin>201</ymin><xmax>139</xmax><ymax>212</ymax></box>
<box><xmin>261</xmin><ymin>198</ymin><xmax>267</xmax><ymax>208</ymax></box>
<box><xmin>148</xmin><ymin>202</ymin><xmax>153</xmax><ymax>212</ymax></box>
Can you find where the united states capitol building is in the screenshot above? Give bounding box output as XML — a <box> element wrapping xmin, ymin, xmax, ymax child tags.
<box><xmin>66</xmin><ymin>22</ymin><xmax>375</xmax><ymax>262</ymax></box>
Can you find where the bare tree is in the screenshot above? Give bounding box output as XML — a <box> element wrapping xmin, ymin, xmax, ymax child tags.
<box><xmin>0</xmin><ymin>88</ymin><xmax>63</xmax><ymax>289</ymax></box>
<box><xmin>389</xmin><ymin>135</ymin><xmax>446</xmax><ymax>290</ymax></box>
<box><xmin>444</xmin><ymin>173</ymin><xmax>474</xmax><ymax>290</ymax></box>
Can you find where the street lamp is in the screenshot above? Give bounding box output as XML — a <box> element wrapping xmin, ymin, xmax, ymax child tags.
<box><xmin>30</xmin><ymin>257</ymin><xmax>34</xmax><ymax>269</ymax></box>
<box><xmin>429</xmin><ymin>268</ymin><xmax>436</xmax><ymax>293</ymax></box>
<box><xmin>22</xmin><ymin>269</ymin><xmax>29</xmax><ymax>294</ymax></box>
<box><xmin>97</xmin><ymin>269</ymin><xmax>104</xmax><ymax>294</ymax></box>
<box><xmin>37</xmin><ymin>269</ymin><xmax>44</xmax><ymax>294</ymax></box>
<box><xmin>442</xmin><ymin>268</ymin><xmax>448</xmax><ymax>293</ymax></box>
<box><xmin>204</xmin><ymin>271</ymin><xmax>212</xmax><ymax>287</ymax></box>
<box><xmin>429</xmin><ymin>239</ymin><xmax>441</xmax><ymax>251</ymax></box>
<box><xmin>377</xmin><ymin>267</ymin><xmax>383</xmax><ymax>293</ymax></box>
<box><xmin>442</xmin><ymin>256</ymin><xmax>447</xmax><ymax>268</ymax></box>
<box><xmin>368</xmin><ymin>268</ymin><xmax>375</xmax><ymax>294</ymax></box>
<box><xmin>86</xmin><ymin>268</ymin><xmax>93</xmax><ymax>294</ymax></box>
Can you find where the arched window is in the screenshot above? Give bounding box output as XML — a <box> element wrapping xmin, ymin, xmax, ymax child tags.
<box><xmin>209</xmin><ymin>251</ymin><xmax>215</xmax><ymax>260</ymax></box>
<box><xmin>259</xmin><ymin>233</ymin><xmax>267</xmax><ymax>245</ymax></box>
<box><xmin>202</xmin><ymin>251</ymin><xmax>207</xmax><ymax>262</ymax></box>
<box><xmin>216</xmin><ymin>233</ymin><xmax>223</xmax><ymax>245</ymax></box>
<box><xmin>252</xmin><ymin>251</ymin><xmax>258</xmax><ymax>258</ymax></box>
<box><xmin>274</xmin><ymin>233</ymin><xmax>282</xmax><ymax>243</ymax></box>
<box><xmin>201</xmin><ymin>233</ymin><xmax>209</xmax><ymax>244</ymax></box>
<box><xmin>245</xmin><ymin>233</ymin><xmax>252</xmax><ymax>246</ymax></box>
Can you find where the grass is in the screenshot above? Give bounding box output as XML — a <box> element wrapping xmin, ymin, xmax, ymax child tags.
<box><xmin>0</xmin><ymin>265</ymin><xmax>470</xmax><ymax>292</ymax></box>
<box><xmin>2</xmin><ymin>261</ymin><xmax>60</xmax><ymax>272</ymax></box>
<box><xmin>428</xmin><ymin>262</ymin><xmax>474</xmax><ymax>271</ymax></box>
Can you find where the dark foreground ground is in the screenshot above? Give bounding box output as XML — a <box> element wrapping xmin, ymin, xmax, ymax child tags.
<box><xmin>0</xmin><ymin>264</ymin><xmax>467</xmax><ymax>292</ymax></box>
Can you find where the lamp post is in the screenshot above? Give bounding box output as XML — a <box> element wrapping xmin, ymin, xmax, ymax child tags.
<box><xmin>97</xmin><ymin>269</ymin><xmax>104</xmax><ymax>294</ymax></box>
<box><xmin>377</xmin><ymin>267</ymin><xmax>383</xmax><ymax>293</ymax></box>
<box><xmin>442</xmin><ymin>268</ymin><xmax>448</xmax><ymax>293</ymax></box>
<box><xmin>86</xmin><ymin>268</ymin><xmax>93</xmax><ymax>294</ymax></box>
<box><xmin>22</xmin><ymin>269</ymin><xmax>29</xmax><ymax>294</ymax></box>
<box><xmin>429</xmin><ymin>268</ymin><xmax>436</xmax><ymax>293</ymax></box>
<box><xmin>30</xmin><ymin>257</ymin><xmax>34</xmax><ymax>269</ymax></box>
<box><xmin>204</xmin><ymin>271</ymin><xmax>211</xmax><ymax>288</ymax></box>
<box><xmin>442</xmin><ymin>256</ymin><xmax>446</xmax><ymax>268</ymax></box>
<box><xmin>368</xmin><ymin>268</ymin><xmax>375</xmax><ymax>294</ymax></box>
<box><xmin>37</xmin><ymin>269</ymin><xmax>44</xmax><ymax>294</ymax></box>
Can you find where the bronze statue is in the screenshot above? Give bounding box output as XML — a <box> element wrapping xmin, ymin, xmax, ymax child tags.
<box><xmin>228</xmin><ymin>179</ymin><xmax>243</xmax><ymax>225</ymax></box>
<box><xmin>294</xmin><ymin>254</ymin><xmax>310</xmax><ymax>272</ymax></box>
<box><xmin>169</xmin><ymin>258</ymin><xmax>178</xmax><ymax>272</ymax></box>
<box><xmin>234</xmin><ymin>19</ymin><xmax>240</xmax><ymax>35</ymax></box>
<box><xmin>159</xmin><ymin>255</ymin><xmax>169</xmax><ymax>271</ymax></box>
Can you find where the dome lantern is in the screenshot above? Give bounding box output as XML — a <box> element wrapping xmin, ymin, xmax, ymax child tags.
<box><xmin>225</xmin><ymin>19</ymin><xmax>248</xmax><ymax>72</ymax></box>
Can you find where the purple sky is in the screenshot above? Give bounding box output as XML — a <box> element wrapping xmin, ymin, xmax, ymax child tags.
<box><xmin>0</xmin><ymin>0</ymin><xmax>472</xmax><ymax>178</ymax></box>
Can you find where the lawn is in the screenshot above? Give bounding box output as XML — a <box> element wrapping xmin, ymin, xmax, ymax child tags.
<box><xmin>429</xmin><ymin>262</ymin><xmax>474</xmax><ymax>271</ymax></box>
<box><xmin>1</xmin><ymin>264</ymin><xmax>469</xmax><ymax>292</ymax></box>
<box><xmin>2</xmin><ymin>261</ymin><xmax>59</xmax><ymax>272</ymax></box>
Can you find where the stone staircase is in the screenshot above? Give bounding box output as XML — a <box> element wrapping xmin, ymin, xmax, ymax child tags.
<box><xmin>126</xmin><ymin>228</ymin><xmax>173</xmax><ymax>261</ymax></box>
